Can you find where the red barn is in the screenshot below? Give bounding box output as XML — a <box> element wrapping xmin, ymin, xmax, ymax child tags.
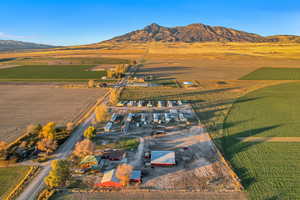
<box><xmin>95</xmin><ymin>169</ymin><xmax>142</xmax><ymax>188</ymax></box>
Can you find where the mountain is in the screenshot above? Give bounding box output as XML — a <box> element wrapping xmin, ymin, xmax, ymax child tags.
<box><xmin>107</xmin><ymin>23</ymin><xmax>299</xmax><ymax>43</ymax></box>
<box><xmin>0</xmin><ymin>40</ymin><xmax>56</xmax><ymax>51</ymax></box>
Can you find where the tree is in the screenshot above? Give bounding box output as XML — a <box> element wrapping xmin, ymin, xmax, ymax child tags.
<box><xmin>26</xmin><ymin>124</ymin><xmax>42</xmax><ymax>135</ymax></box>
<box><xmin>0</xmin><ymin>141</ymin><xmax>7</xmax><ymax>158</ymax></box>
<box><xmin>37</xmin><ymin>139</ymin><xmax>58</xmax><ymax>154</ymax></box>
<box><xmin>83</xmin><ymin>126</ymin><xmax>96</xmax><ymax>139</ymax></box>
<box><xmin>107</xmin><ymin>69</ymin><xmax>115</xmax><ymax>79</ymax></box>
<box><xmin>39</xmin><ymin>122</ymin><xmax>56</xmax><ymax>140</ymax></box>
<box><xmin>44</xmin><ymin>159</ymin><xmax>70</xmax><ymax>188</ymax></box>
<box><xmin>116</xmin><ymin>164</ymin><xmax>133</xmax><ymax>186</ymax></box>
<box><xmin>109</xmin><ymin>88</ymin><xmax>120</xmax><ymax>105</ymax></box>
<box><xmin>66</xmin><ymin>122</ymin><xmax>74</xmax><ymax>133</ymax></box>
<box><xmin>88</xmin><ymin>79</ymin><xmax>95</xmax><ymax>88</ymax></box>
<box><xmin>73</xmin><ymin>139</ymin><xmax>95</xmax><ymax>158</ymax></box>
<box><xmin>95</xmin><ymin>104</ymin><xmax>109</xmax><ymax>122</ymax></box>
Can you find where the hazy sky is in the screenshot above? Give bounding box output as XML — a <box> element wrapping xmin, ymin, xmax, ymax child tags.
<box><xmin>1</xmin><ymin>0</ymin><xmax>299</xmax><ymax>46</ymax></box>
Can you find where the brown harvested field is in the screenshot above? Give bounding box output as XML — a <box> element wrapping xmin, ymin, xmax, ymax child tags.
<box><xmin>0</xmin><ymin>85</ymin><xmax>107</xmax><ymax>142</ymax></box>
<box><xmin>2</xmin><ymin>42</ymin><xmax>300</xmax><ymax>80</ymax></box>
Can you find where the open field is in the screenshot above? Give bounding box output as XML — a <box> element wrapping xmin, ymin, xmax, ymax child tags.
<box><xmin>0</xmin><ymin>85</ymin><xmax>107</xmax><ymax>142</ymax></box>
<box><xmin>1</xmin><ymin>57</ymin><xmax>129</xmax><ymax>66</ymax></box>
<box><xmin>0</xmin><ymin>65</ymin><xmax>106</xmax><ymax>81</ymax></box>
<box><xmin>2</xmin><ymin>42</ymin><xmax>300</xmax><ymax>80</ymax></box>
<box><xmin>0</xmin><ymin>166</ymin><xmax>31</xmax><ymax>199</ymax></box>
<box><xmin>222</xmin><ymin>82</ymin><xmax>300</xmax><ymax>199</ymax></box>
<box><xmin>241</xmin><ymin>67</ymin><xmax>300</xmax><ymax>80</ymax></box>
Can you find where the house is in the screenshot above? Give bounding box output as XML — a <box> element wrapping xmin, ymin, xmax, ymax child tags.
<box><xmin>150</xmin><ymin>151</ymin><xmax>176</xmax><ymax>166</ymax></box>
<box><xmin>95</xmin><ymin>169</ymin><xmax>142</xmax><ymax>187</ymax></box>
<box><xmin>102</xmin><ymin>149</ymin><xmax>125</xmax><ymax>161</ymax></box>
<box><xmin>79</xmin><ymin>155</ymin><xmax>102</xmax><ymax>169</ymax></box>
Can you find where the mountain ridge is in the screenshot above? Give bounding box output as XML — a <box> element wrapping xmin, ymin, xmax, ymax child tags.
<box><xmin>0</xmin><ymin>40</ymin><xmax>56</xmax><ymax>51</ymax></box>
<box><xmin>106</xmin><ymin>23</ymin><xmax>300</xmax><ymax>43</ymax></box>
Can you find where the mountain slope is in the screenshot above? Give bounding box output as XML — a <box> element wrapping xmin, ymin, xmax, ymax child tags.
<box><xmin>108</xmin><ymin>23</ymin><xmax>269</xmax><ymax>43</ymax></box>
<box><xmin>107</xmin><ymin>23</ymin><xmax>300</xmax><ymax>43</ymax></box>
<box><xmin>0</xmin><ymin>40</ymin><xmax>56</xmax><ymax>51</ymax></box>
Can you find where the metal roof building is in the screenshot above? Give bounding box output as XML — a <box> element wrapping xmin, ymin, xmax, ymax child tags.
<box><xmin>151</xmin><ymin>151</ymin><xmax>176</xmax><ymax>166</ymax></box>
<box><xmin>95</xmin><ymin>169</ymin><xmax>142</xmax><ymax>187</ymax></box>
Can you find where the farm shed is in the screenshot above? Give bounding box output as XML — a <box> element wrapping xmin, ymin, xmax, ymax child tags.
<box><xmin>79</xmin><ymin>155</ymin><xmax>102</xmax><ymax>169</ymax></box>
<box><xmin>102</xmin><ymin>149</ymin><xmax>125</xmax><ymax>161</ymax></box>
<box><xmin>151</xmin><ymin>151</ymin><xmax>176</xmax><ymax>166</ymax></box>
<box><xmin>95</xmin><ymin>169</ymin><xmax>142</xmax><ymax>187</ymax></box>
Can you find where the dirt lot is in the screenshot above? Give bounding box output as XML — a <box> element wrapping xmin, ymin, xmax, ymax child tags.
<box><xmin>0</xmin><ymin>85</ymin><xmax>107</xmax><ymax>142</ymax></box>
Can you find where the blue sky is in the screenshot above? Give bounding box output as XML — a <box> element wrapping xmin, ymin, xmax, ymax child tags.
<box><xmin>1</xmin><ymin>0</ymin><xmax>299</xmax><ymax>46</ymax></box>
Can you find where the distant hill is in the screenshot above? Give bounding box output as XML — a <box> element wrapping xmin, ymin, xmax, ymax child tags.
<box><xmin>107</xmin><ymin>23</ymin><xmax>300</xmax><ymax>43</ymax></box>
<box><xmin>0</xmin><ymin>40</ymin><xmax>56</xmax><ymax>51</ymax></box>
<box><xmin>266</xmin><ymin>35</ymin><xmax>300</xmax><ymax>43</ymax></box>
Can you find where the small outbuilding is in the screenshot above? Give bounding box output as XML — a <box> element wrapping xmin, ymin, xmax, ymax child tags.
<box><xmin>151</xmin><ymin>151</ymin><xmax>176</xmax><ymax>166</ymax></box>
<box><xmin>102</xmin><ymin>149</ymin><xmax>125</xmax><ymax>161</ymax></box>
<box><xmin>79</xmin><ymin>155</ymin><xmax>102</xmax><ymax>169</ymax></box>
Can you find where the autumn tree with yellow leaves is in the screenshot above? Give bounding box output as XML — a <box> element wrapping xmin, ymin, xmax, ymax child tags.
<box><xmin>83</xmin><ymin>126</ymin><xmax>96</xmax><ymax>139</ymax></box>
<box><xmin>39</xmin><ymin>122</ymin><xmax>56</xmax><ymax>140</ymax></box>
<box><xmin>109</xmin><ymin>88</ymin><xmax>120</xmax><ymax>105</ymax></box>
<box><xmin>44</xmin><ymin>159</ymin><xmax>70</xmax><ymax>188</ymax></box>
<box><xmin>73</xmin><ymin>139</ymin><xmax>95</xmax><ymax>158</ymax></box>
<box><xmin>116</xmin><ymin>164</ymin><xmax>133</xmax><ymax>186</ymax></box>
<box><xmin>95</xmin><ymin>104</ymin><xmax>109</xmax><ymax>122</ymax></box>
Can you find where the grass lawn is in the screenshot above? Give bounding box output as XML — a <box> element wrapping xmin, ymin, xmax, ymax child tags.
<box><xmin>0</xmin><ymin>65</ymin><xmax>105</xmax><ymax>80</ymax></box>
<box><xmin>222</xmin><ymin>82</ymin><xmax>300</xmax><ymax>199</ymax></box>
<box><xmin>0</xmin><ymin>166</ymin><xmax>31</xmax><ymax>198</ymax></box>
<box><xmin>240</xmin><ymin>67</ymin><xmax>300</xmax><ymax>80</ymax></box>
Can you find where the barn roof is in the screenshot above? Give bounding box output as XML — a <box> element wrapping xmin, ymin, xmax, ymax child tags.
<box><xmin>101</xmin><ymin>169</ymin><xmax>141</xmax><ymax>183</ymax></box>
<box><xmin>151</xmin><ymin>151</ymin><xmax>175</xmax><ymax>165</ymax></box>
<box><xmin>80</xmin><ymin>155</ymin><xmax>101</xmax><ymax>165</ymax></box>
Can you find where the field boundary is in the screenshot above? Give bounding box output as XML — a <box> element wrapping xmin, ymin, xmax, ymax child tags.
<box><xmin>3</xmin><ymin>166</ymin><xmax>39</xmax><ymax>200</ymax></box>
<box><xmin>238</xmin><ymin>137</ymin><xmax>300</xmax><ymax>142</ymax></box>
<box><xmin>191</xmin><ymin>107</ymin><xmax>244</xmax><ymax>192</ymax></box>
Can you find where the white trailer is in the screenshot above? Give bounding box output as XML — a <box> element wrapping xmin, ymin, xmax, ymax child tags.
<box><xmin>153</xmin><ymin>113</ymin><xmax>159</xmax><ymax>123</ymax></box>
<box><xmin>104</xmin><ymin>122</ymin><xmax>113</xmax><ymax>132</ymax></box>
<box><xmin>111</xmin><ymin>113</ymin><xmax>118</xmax><ymax>122</ymax></box>
<box><xmin>157</xmin><ymin>101</ymin><xmax>163</xmax><ymax>108</ymax></box>
<box><xmin>127</xmin><ymin>113</ymin><xmax>134</xmax><ymax>122</ymax></box>
<box><xmin>138</xmin><ymin>100</ymin><xmax>144</xmax><ymax>107</ymax></box>
<box><xmin>164</xmin><ymin>113</ymin><xmax>171</xmax><ymax>123</ymax></box>
<box><xmin>177</xmin><ymin>100</ymin><xmax>183</xmax><ymax>106</ymax></box>
<box><xmin>179</xmin><ymin>113</ymin><xmax>187</xmax><ymax>122</ymax></box>
<box><xmin>141</xmin><ymin>113</ymin><xmax>146</xmax><ymax>122</ymax></box>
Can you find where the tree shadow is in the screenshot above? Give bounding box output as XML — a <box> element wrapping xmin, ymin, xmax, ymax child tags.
<box><xmin>219</xmin><ymin>124</ymin><xmax>282</xmax><ymax>189</ymax></box>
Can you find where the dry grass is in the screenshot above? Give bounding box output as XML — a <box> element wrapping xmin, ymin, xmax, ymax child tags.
<box><xmin>0</xmin><ymin>85</ymin><xmax>107</xmax><ymax>142</ymax></box>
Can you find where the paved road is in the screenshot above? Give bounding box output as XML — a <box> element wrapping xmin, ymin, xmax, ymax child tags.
<box><xmin>16</xmin><ymin>69</ymin><xmax>132</xmax><ymax>200</ymax></box>
<box><xmin>16</xmin><ymin>113</ymin><xmax>96</xmax><ymax>200</ymax></box>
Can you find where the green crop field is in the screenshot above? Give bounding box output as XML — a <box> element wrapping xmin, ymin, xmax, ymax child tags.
<box><xmin>0</xmin><ymin>65</ymin><xmax>106</xmax><ymax>80</ymax></box>
<box><xmin>222</xmin><ymin>82</ymin><xmax>300</xmax><ymax>199</ymax></box>
<box><xmin>0</xmin><ymin>166</ymin><xmax>31</xmax><ymax>198</ymax></box>
<box><xmin>241</xmin><ymin>67</ymin><xmax>300</xmax><ymax>80</ymax></box>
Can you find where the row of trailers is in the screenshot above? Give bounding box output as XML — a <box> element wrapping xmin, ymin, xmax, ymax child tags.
<box><xmin>117</xmin><ymin>100</ymin><xmax>184</xmax><ymax>108</ymax></box>
<box><xmin>104</xmin><ymin>110</ymin><xmax>189</xmax><ymax>133</ymax></box>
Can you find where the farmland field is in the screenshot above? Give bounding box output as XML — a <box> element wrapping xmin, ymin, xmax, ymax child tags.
<box><xmin>0</xmin><ymin>166</ymin><xmax>31</xmax><ymax>199</ymax></box>
<box><xmin>222</xmin><ymin>82</ymin><xmax>300</xmax><ymax>199</ymax></box>
<box><xmin>0</xmin><ymin>65</ymin><xmax>105</xmax><ymax>81</ymax></box>
<box><xmin>0</xmin><ymin>85</ymin><xmax>107</xmax><ymax>142</ymax></box>
<box><xmin>241</xmin><ymin>67</ymin><xmax>300</xmax><ymax>80</ymax></box>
